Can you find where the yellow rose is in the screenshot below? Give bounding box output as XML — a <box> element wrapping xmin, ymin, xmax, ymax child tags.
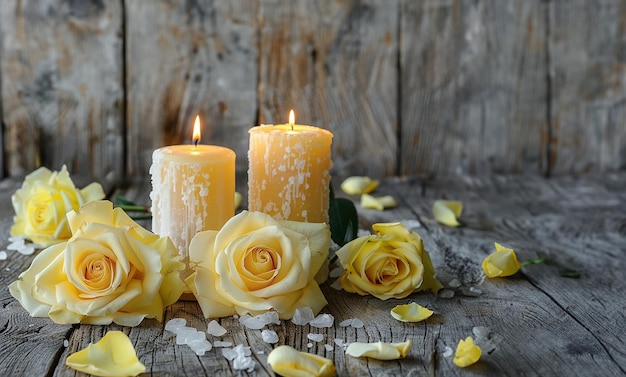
<box><xmin>9</xmin><ymin>201</ymin><xmax>185</xmax><ymax>326</ymax></box>
<box><xmin>187</xmin><ymin>211</ymin><xmax>330</xmax><ymax>319</ymax></box>
<box><xmin>482</xmin><ymin>243</ymin><xmax>521</xmax><ymax>278</ymax></box>
<box><xmin>335</xmin><ymin>222</ymin><xmax>442</xmax><ymax>300</ymax></box>
<box><xmin>11</xmin><ymin>165</ymin><xmax>105</xmax><ymax>247</ymax></box>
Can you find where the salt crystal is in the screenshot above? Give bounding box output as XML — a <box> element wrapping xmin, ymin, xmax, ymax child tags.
<box><xmin>442</xmin><ymin>346</ymin><xmax>453</xmax><ymax>357</ymax></box>
<box><xmin>448</xmin><ymin>278</ymin><xmax>461</xmax><ymax>288</ymax></box>
<box><xmin>233</xmin><ymin>354</ymin><xmax>255</xmax><ymax>372</ymax></box>
<box><xmin>63</xmin><ymin>339</ymin><xmax>69</xmax><ymax>347</ymax></box>
<box><xmin>206</xmin><ymin>320</ymin><xmax>227</xmax><ymax>337</ymax></box>
<box><xmin>214</xmin><ymin>341</ymin><xmax>233</xmax><ymax>348</ymax></box>
<box><xmin>222</xmin><ymin>344</ymin><xmax>251</xmax><ymax>360</ymax></box>
<box><xmin>261</xmin><ymin>329</ymin><xmax>279</xmax><ymax>344</ymax></box>
<box><xmin>257</xmin><ymin>351</ymin><xmax>265</xmax><ymax>355</ymax></box>
<box><xmin>8</xmin><ymin>236</ymin><xmax>24</xmax><ymax>243</ymax></box>
<box><xmin>439</xmin><ymin>289</ymin><xmax>455</xmax><ymax>299</ymax></box>
<box><xmin>188</xmin><ymin>339</ymin><xmax>212</xmax><ymax>355</ymax></box>
<box><xmin>18</xmin><ymin>244</ymin><xmax>35</xmax><ymax>256</ymax></box>
<box><xmin>310</xmin><ymin>313</ymin><xmax>334</xmax><ymax>328</ymax></box>
<box><xmin>165</xmin><ymin>318</ymin><xmax>187</xmax><ymax>333</ymax></box>
<box><xmin>469</xmin><ymin>286</ymin><xmax>483</xmax><ymax>295</ymax></box>
<box><xmin>324</xmin><ymin>344</ymin><xmax>334</xmax><ymax>352</ymax></box>
<box><xmin>259</xmin><ymin>311</ymin><xmax>280</xmax><ymax>325</ymax></box>
<box><xmin>0</xmin><ymin>251</ymin><xmax>7</xmax><ymax>260</ymax></box>
<box><xmin>307</xmin><ymin>333</ymin><xmax>324</xmax><ymax>342</ymax></box>
<box><xmin>472</xmin><ymin>326</ymin><xmax>490</xmax><ymax>340</ymax></box>
<box><xmin>329</xmin><ymin>266</ymin><xmax>344</xmax><ymax>278</ymax></box>
<box><xmin>176</xmin><ymin>328</ymin><xmax>198</xmax><ymax>344</ymax></box>
<box><xmin>239</xmin><ymin>314</ymin><xmax>265</xmax><ymax>330</ymax></box>
<box><xmin>307</xmin><ymin>342</ymin><xmax>313</xmax><ymax>348</ymax></box>
<box><xmin>7</xmin><ymin>238</ymin><xmax>25</xmax><ymax>250</ymax></box>
<box><xmin>330</xmin><ymin>279</ymin><xmax>343</xmax><ymax>290</ymax></box>
<box><xmin>334</xmin><ymin>339</ymin><xmax>345</xmax><ymax>347</ymax></box>
<box><xmin>292</xmin><ymin>307</ymin><xmax>315</xmax><ymax>325</ymax></box>
<box><xmin>350</xmin><ymin>318</ymin><xmax>364</xmax><ymax>328</ymax></box>
<box><xmin>338</xmin><ymin>319</ymin><xmax>353</xmax><ymax>327</ymax></box>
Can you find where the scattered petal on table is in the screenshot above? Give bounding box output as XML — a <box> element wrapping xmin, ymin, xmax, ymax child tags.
<box><xmin>390</xmin><ymin>303</ymin><xmax>434</xmax><ymax>322</ymax></box>
<box><xmin>341</xmin><ymin>176</ymin><xmax>379</xmax><ymax>195</ymax></box>
<box><xmin>432</xmin><ymin>200</ymin><xmax>463</xmax><ymax>227</ymax></box>
<box><xmin>66</xmin><ymin>331</ymin><xmax>145</xmax><ymax>377</ymax></box>
<box><xmin>482</xmin><ymin>242</ymin><xmax>521</xmax><ymax>278</ymax></box>
<box><xmin>360</xmin><ymin>194</ymin><xmax>397</xmax><ymax>210</ymax></box>
<box><xmin>267</xmin><ymin>345</ymin><xmax>336</xmax><ymax>377</ymax></box>
<box><xmin>346</xmin><ymin>339</ymin><xmax>412</xmax><ymax>360</ymax></box>
<box><xmin>453</xmin><ymin>336</ymin><xmax>481</xmax><ymax>368</ymax></box>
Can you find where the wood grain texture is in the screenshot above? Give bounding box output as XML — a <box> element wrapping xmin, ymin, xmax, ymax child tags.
<box><xmin>548</xmin><ymin>0</ymin><xmax>626</xmax><ymax>174</ymax></box>
<box><xmin>2</xmin><ymin>173</ymin><xmax>626</xmax><ymax>376</ymax></box>
<box><xmin>125</xmin><ymin>0</ymin><xmax>258</xmax><ymax>177</ymax></box>
<box><xmin>258</xmin><ymin>0</ymin><xmax>399</xmax><ymax>178</ymax></box>
<box><xmin>0</xmin><ymin>0</ymin><xmax>124</xmax><ymax>188</ymax></box>
<box><xmin>400</xmin><ymin>0</ymin><xmax>548</xmax><ymax>176</ymax></box>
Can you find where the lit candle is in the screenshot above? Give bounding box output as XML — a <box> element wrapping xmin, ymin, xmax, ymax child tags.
<box><xmin>150</xmin><ymin>115</ymin><xmax>235</xmax><ymax>275</ymax></box>
<box><xmin>248</xmin><ymin>110</ymin><xmax>333</xmax><ymax>223</ymax></box>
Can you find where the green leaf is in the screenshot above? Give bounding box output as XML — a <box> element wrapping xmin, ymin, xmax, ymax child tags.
<box><xmin>328</xmin><ymin>184</ymin><xmax>358</xmax><ymax>247</ymax></box>
<box><xmin>114</xmin><ymin>194</ymin><xmax>136</xmax><ymax>206</ymax></box>
<box><xmin>559</xmin><ymin>269</ymin><xmax>581</xmax><ymax>279</ymax></box>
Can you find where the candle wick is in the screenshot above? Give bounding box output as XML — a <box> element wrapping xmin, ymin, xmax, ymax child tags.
<box><xmin>194</xmin><ymin>138</ymin><xmax>199</xmax><ymax>148</ymax></box>
<box><xmin>291</xmin><ymin>124</ymin><xmax>294</xmax><ymax>131</ymax></box>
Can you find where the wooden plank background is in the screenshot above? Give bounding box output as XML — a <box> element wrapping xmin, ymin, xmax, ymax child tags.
<box><xmin>1</xmin><ymin>0</ymin><xmax>625</xmax><ymax>187</ymax></box>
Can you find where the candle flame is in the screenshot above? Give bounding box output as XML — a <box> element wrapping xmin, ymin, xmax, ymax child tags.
<box><xmin>288</xmin><ymin>109</ymin><xmax>295</xmax><ymax>130</ymax></box>
<box><xmin>193</xmin><ymin>115</ymin><xmax>201</xmax><ymax>147</ymax></box>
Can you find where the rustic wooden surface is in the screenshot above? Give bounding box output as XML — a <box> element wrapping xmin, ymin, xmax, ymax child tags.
<box><xmin>2</xmin><ymin>0</ymin><xmax>625</xmax><ymax>184</ymax></box>
<box><xmin>0</xmin><ymin>173</ymin><xmax>625</xmax><ymax>376</ymax></box>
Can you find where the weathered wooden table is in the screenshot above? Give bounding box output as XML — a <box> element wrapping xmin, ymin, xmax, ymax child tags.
<box><xmin>1</xmin><ymin>173</ymin><xmax>625</xmax><ymax>376</ymax></box>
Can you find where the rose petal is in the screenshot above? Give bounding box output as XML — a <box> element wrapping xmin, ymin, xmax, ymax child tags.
<box><xmin>267</xmin><ymin>345</ymin><xmax>336</xmax><ymax>377</ymax></box>
<box><xmin>390</xmin><ymin>303</ymin><xmax>434</xmax><ymax>322</ymax></box>
<box><xmin>453</xmin><ymin>336</ymin><xmax>481</xmax><ymax>367</ymax></box>
<box><xmin>66</xmin><ymin>331</ymin><xmax>146</xmax><ymax>377</ymax></box>
<box><xmin>482</xmin><ymin>242</ymin><xmax>521</xmax><ymax>278</ymax></box>
<box><xmin>345</xmin><ymin>339</ymin><xmax>412</xmax><ymax>360</ymax></box>
<box><xmin>360</xmin><ymin>194</ymin><xmax>397</xmax><ymax>211</ymax></box>
<box><xmin>340</xmin><ymin>176</ymin><xmax>379</xmax><ymax>195</ymax></box>
<box><xmin>432</xmin><ymin>200</ymin><xmax>463</xmax><ymax>227</ymax></box>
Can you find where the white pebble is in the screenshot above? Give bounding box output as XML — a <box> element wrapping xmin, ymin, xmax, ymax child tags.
<box><xmin>443</xmin><ymin>346</ymin><xmax>453</xmax><ymax>358</ymax></box>
<box><xmin>261</xmin><ymin>329</ymin><xmax>279</xmax><ymax>344</ymax></box>
<box><xmin>310</xmin><ymin>313</ymin><xmax>334</xmax><ymax>328</ymax></box>
<box><xmin>206</xmin><ymin>320</ymin><xmax>227</xmax><ymax>337</ymax></box>
<box><xmin>0</xmin><ymin>251</ymin><xmax>7</xmax><ymax>260</ymax></box>
<box><xmin>307</xmin><ymin>333</ymin><xmax>324</xmax><ymax>342</ymax></box>
<box><xmin>307</xmin><ymin>342</ymin><xmax>313</xmax><ymax>348</ymax></box>
<box><xmin>63</xmin><ymin>339</ymin><xmax>69</xmax><ymax>347</ymax></box>
<box><xmin>292</xmin><ymin>307</ymin><xmax>315</xmax><ymax>326</ymax></box>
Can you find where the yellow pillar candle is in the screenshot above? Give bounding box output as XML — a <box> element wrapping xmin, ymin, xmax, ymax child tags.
<box><xmin>150</xmin><ymin>116</ymin><xmax>235</xmax><ymax>275</ymax></box>
<box><xmin>248</xmin><ymin>110</ymin><xmax>333</xmax><ymax>223</ymax></box>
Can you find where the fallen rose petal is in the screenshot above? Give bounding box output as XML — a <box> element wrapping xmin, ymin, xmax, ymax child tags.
<box><xmin>360</xmin><ymin>194</ymin><xmax>397</xmax><ymax>211</ymax></box>
<box><xmin>345</xmin><ymin>339</ymin><xmax>411</xmax><ymax>360</ymax></box>
<box><xmin>390</xmin><ymin>303</ymin><xmax>434</xmax><ymax>322</ymax></box>
<box><xmin>482</xmin><ymin>242</ymin><xmax>521</xmax><ymax>278</ymax></box>
<box><xmin>267</xmin><ymin>345</ymin><xmax>336</xmax><ymax>377</ymax></box>
<box><xmin>453</xmin><ymin>336</ymin><xmax>481</xmax><ymax>367</ymax></box>
<box><xmin>66</xmin><ymin>331</ymin><xmax>145</xmax><ymax>377</ymax></box>
<box><xmin>340</xmin><ymin>176</ymin><xmax>379</xmax><ymax>195</ymax></box>
<box><xmin>432</xmin><ymin>200</ymin><xmax>463</xmax><ymax>227</ymax></box>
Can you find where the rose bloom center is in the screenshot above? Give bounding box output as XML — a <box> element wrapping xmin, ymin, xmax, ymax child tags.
<box><xmin>243</xmin><ymin>246</ymin><xmax>279</xmax><ymax>281</ymax></box>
